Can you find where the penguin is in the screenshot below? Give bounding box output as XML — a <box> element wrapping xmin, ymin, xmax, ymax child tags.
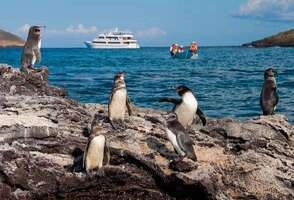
<box><xmin>160</xmin><ymin>85</ymin><xmax>206</xmax><ymax>128</ymax></box>
<box><xmin>108</xmin><ymin>72</ymin><xmax>132</xmax><ymax>129</ymax></box>
<box><xmin>260</xmin><ymin>68</ymin><xmax>279</xmax><ymax>115</ymax></box>
<box><xmin>83</xmin><ymin>134</ymin><xmax>110</xmax><ymax>172</ymax></box>
<box><xmin>20</xmin><ymin>26</ymin><xmax>45</xmax><ymax>73</ymax></box>
<box><xmin>164</xmin><ymin>113</ymin><xmax>197</xmax><ymax>161</ymax></box>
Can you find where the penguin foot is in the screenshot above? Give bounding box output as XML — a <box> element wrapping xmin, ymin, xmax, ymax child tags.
<box><xmin>174</xmin><ymin>156</ymin><xmax>184</xmax><ymax>162</ymax></box>
<box><xmin>95</xmin><ymin>168</ymin><xmax>106</xmax><ymax>177</ymax></box>
<box><xmin>110</xmin><ymin>120</ymin><xmax>119</xmax><ymax>130</ymax></box>
<box><xmin>169</xmin><ymin>157</ymin><xmax>198</xmax><ymax>172</ymax></box>
<box><xmin>110</xmin><ymin>120</ymin><xmax>126</xmax><ymax>131</ymax></box>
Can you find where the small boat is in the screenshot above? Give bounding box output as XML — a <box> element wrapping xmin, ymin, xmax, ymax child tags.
<box><xmin>171</xmin><ymin>50</ymin><xmax>198</xmax><ymax>59</ymax></box>
<box><xmin>85</xmin><ymin>28</ymin><xmax>140</xmax><ymax>49</ymax></box>
<box><xmin>170</xmin><ymin>42</ymin><xmax>198</xmax><ymax>59</ymax></box>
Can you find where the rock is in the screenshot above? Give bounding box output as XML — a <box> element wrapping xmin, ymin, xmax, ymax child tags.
<box><xmin>0</xmin><ymin>64</ymin><xmax>66</xmax><ymax>97</ymax></box>
<box><xmin>0</xmin><ymin>29</ymin><xmax>25</xmax><ymax>48</ymax></box>
<box><xmin>242</xmin><ymin>29</ymin><xmax>294</xmax><ymax>48</ymax></box>
<box><xmin>169</xmin><ymin>158</ymin><xmax>198</xmax><ymax>172</ymax></box>
<box><xmin>0</xmin><ymin>64</ymin><xmax>293</xmax><ymax>199</ymax></box>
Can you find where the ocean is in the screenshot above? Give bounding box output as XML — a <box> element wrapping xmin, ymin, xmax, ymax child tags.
<box><xmin>0</xmin><ymin>47</ymin><xmax>293</xmax><ymax>122</ymax></box>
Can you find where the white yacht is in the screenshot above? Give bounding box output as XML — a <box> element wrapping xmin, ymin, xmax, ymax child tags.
<box><xmin>84</xmin><ymin>28</ymin><xmax>140</xmax><ymax>49</ymax></box>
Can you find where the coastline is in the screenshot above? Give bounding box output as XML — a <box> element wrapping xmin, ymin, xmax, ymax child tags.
<box><xmin>0</xmin><ymin>64</ymin><xmax>293</xmax><ymax>199</ymax></box>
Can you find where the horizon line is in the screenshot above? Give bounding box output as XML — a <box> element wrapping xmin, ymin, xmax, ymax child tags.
<box><xmin>0</xmin><ymin>45</ymin><xmax>243</xmax><ymax>49</ymax></box>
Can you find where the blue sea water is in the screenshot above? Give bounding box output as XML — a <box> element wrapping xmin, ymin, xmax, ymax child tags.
<box><xmin>0</xmin><ymin>47</ymin><xmax>293</xmax><ymax>122</ymax></box>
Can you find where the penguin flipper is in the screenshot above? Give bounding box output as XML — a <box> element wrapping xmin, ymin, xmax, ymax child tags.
<box><xmin>274</xmin><ymin>88</ymin><xmax>279</xmax><ymax>105</ymax></box>
<box><xmin>103</xmin><ymin>139</ymin><xmax>111</xmax><ymax>165</ymax></box>
<box><xmin>83</xmin><ymin>139</ymin><xmax>92</xmax><ymax>169</ymax></box>
<box><xmin>196</xmin><ymin>108</ymin><xmax>207</xmax><ymax>126</ymax></box>
<box><xmin>159</xmin><ymin>97</ymin><xmax>182</xmax><ymax>105</ymax></box>
<box><xmin>126</xmin><ymin>96</ymin><xmax>132</xmax><ymax>116</ymax></box>
<box><xmin>109</xmin><ymin>119</ymin><xmax>118</xmax><ymax>130</ymax></box>
<box><xmin>272</xmin><ymin>89</ymin><xmax>279</xmax><ymax>114</ymax></box>
<box><xmin>259</xmin><ymin>92</ymin><xmax>263</xmax><ymax>110</ymax></box>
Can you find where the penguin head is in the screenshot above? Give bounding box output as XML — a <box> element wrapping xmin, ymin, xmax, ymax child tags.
<box><xmin>113</xmin><ymin>72</ymin><xmax>126</xmax><ymax>87</ymax></box>
<box><xmin>166</xmin><ymin>112</ymin><xmax>177</xmax><ymax>122</ymax></box>
<box><xmin>175</xmin><ymin>85</ymin><xmax>191</xmax><ymax>96</ymax></box>
<box><xmin>114</xmin><ymin>72</ymin><xmax>125</xmax><ymax>81</ymax></box>
<box><xmin>165</xmin><ymin>112</ymin><xmax>185</xmax><ymax>130</ymax></box>
<box><xmin>264</xmin><ymin>68</ymin><xmax>276</xmax><ymax>79</ymax></box>
<box><xmin>28</xmin><ymin>26</ymin><xmax>45</xmax><ymax>39</ymax></box>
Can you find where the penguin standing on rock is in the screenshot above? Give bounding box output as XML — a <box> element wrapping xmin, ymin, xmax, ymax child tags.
<box><xmin>260</xmin><ymin>68</ymin><xmax>279</xmax><ymax>115</ymax></box>
<box><xmin>108</xmin><ymin>72</ymin><xmax>132</xmax><ymax>129</ymax></box>
<box><xmin>164</xmin><ymin>113</ymin><xmax>197</xmax><ymax>161</ymax></box>
<box><xmin>160</xmin><ymin>85</ymin><xmax>206</xmax><ymax>128</ymax></box>
<box><xmin>70</xmin><ymin>123</ymin><xmax>110</xmax><ymax>173</ymax></box>
<box><xmin>20</xmin><ymin>26</ymin><xmax>45</xmax><ymax>73</ymax></box>
<box><xmin>83</xmin><ymin>134</ymin><xmax>110</xmax><ymax>173</ymax></box>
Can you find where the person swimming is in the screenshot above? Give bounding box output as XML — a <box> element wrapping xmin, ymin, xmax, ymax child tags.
<box><xmin>189</xmin><ymin>41</ymin><xmax>198</xmax><ymax>54</ymax></box>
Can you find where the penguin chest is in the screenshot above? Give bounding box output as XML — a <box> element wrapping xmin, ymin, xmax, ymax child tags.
<box><xmin>38</xmin><ymin>40</ymin><xmax>42</xmax><ymax>49</ymax></box>
<box><xmin>175</xmin><ymin>94</ymin><xmax>198</xmax><ymax>127</ymax></box>
<box><xmin>165</xmin><ymin>128</ymin><xmax>185</xmax><ymax>156</ymax></box>
<box><xmin>84</xmin><ymin>135</ymin><xmax>105</xmax><ymax>172</ymax></box>
<box><xmin>109</xmin><ymin>89</ymin><xmax>127</xmax><ymax>120</ymax></box>
<box><xmin>261</xmin><ymin>82</ymin><xmax>277</xmax><ymax>113</ymax></box>
<box><xmin>31</xmin><ymin>55</ymin><xmax>36</xmax><ymax>65</ymax></box>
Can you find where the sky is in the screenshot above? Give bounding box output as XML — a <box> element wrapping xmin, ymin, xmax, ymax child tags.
<box><xmin>0</xmin><ymin>0</ymin><xmax>294</xmax><ymax>47</ymax></box>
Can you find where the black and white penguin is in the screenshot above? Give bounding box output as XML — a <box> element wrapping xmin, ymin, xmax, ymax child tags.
<box><xmin>70</xmin><ymin>123</ymin><xmax>110</xmax><ymax>173</ymax></box>
<box><xmin>260</xmin><ymin>68</ymin><xmax>279</xmax><ymax>115</ymax></box>
<box><xmin>164</xmin><ymin>114</ymin><xmax>197</xmax><ymax>161</ymax></box>
<box><xmin>160</xmin><ymin>85</ymin><xmax>206</xmax><ymax>128</ymax></box>
<box><xmin>20</xmin><ymin>26</ymin><xmax>45</xmax><ymax>73</ymax></box>
<box><xmin>83</xmin><ymin>134</ymin><xmax>110</xmax><ymax>173</ymax></box>
<box><xmin>108</xmin><ymin>72</ymin><xmax>132</xmax><ymax>129</ymax></box>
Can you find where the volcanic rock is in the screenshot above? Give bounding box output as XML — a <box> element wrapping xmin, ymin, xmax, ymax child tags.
<box><xmin>242</xmin><ymin>29</ymin><xmax>294</xmax><ymax>48</ymax></box>
<box><xmin>0</xmin><ymin>64</ymin><xmax>293</xmax><ymax>199</ymax></box>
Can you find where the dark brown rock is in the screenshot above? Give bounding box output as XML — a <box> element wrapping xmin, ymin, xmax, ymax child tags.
<box><xmin>0</xmin><ymin>64</ymin><xmax>66</xmax><ymax>97</ymax></box>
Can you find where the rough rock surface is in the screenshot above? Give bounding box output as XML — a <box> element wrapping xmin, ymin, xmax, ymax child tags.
<box><xmin>242</xmin><ymin>29</ymin><xmax>294</xmax><ymax>48</ymax></box>
<box><xmin>0</xmin><ymin>65</ymin><xmax>293</xmax><ymax>200</ymax></box>
<box><xmin>0</xmin><ymin>64</ymin><xmax>66</xmax><ymax>97</ymax></box>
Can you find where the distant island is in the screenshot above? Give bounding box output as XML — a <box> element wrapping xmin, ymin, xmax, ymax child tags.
<box><xmin>242</xmin><ymin>29</ymin><xmax>294</xmax><ymax>48</ymax></box>
<box><xmin>0</xmin><ymin>29</ymin><xmax>25</xmax><ymax>47</ymax></box>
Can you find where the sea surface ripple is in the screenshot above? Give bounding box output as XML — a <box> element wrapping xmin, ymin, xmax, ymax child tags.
<box><xmin>0</xmin><ymin>47</ymin><xmax>293</xmax><ymax>122</ymax></box>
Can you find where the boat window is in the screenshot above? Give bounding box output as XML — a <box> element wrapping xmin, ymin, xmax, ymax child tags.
<box><xmin>106</xmin><ymin>36</ymin><xmax>119</xmax><ymax>40</ymax></box>
<box><xmin>98</xmin><ymin>36</ymin><xmax>105</xmax><ymax>39</ymax></box>
<box><xmin>93</xmin><ymin>41</ymin><xmax>106</xmax><ymax>44</ymax></box>
<box><xmin>108</xmin><ymin>41</ymin><xmax>121</xmax><ymax>44</ymax></box>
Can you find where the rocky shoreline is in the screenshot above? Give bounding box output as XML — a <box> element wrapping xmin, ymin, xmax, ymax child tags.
<box><xmin>0</xmin><ymin>30</ymin><xmax>24</xmax><ymax>48</ymax></box>
<box><xmin>242</xmin><ymin>29</ymin><xmax>294</xmax><ymax>48</ymax></box>
<box><xmin>0</xmin><ymin>64</ymin><xmax>293</xmax><ymax>200</ymax></box>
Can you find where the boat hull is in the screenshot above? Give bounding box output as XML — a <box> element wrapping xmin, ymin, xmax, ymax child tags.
<box><xmin>85</xmin><ymin>41</ymin><xmax>140</xmax><ymax>49</ymax></box>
